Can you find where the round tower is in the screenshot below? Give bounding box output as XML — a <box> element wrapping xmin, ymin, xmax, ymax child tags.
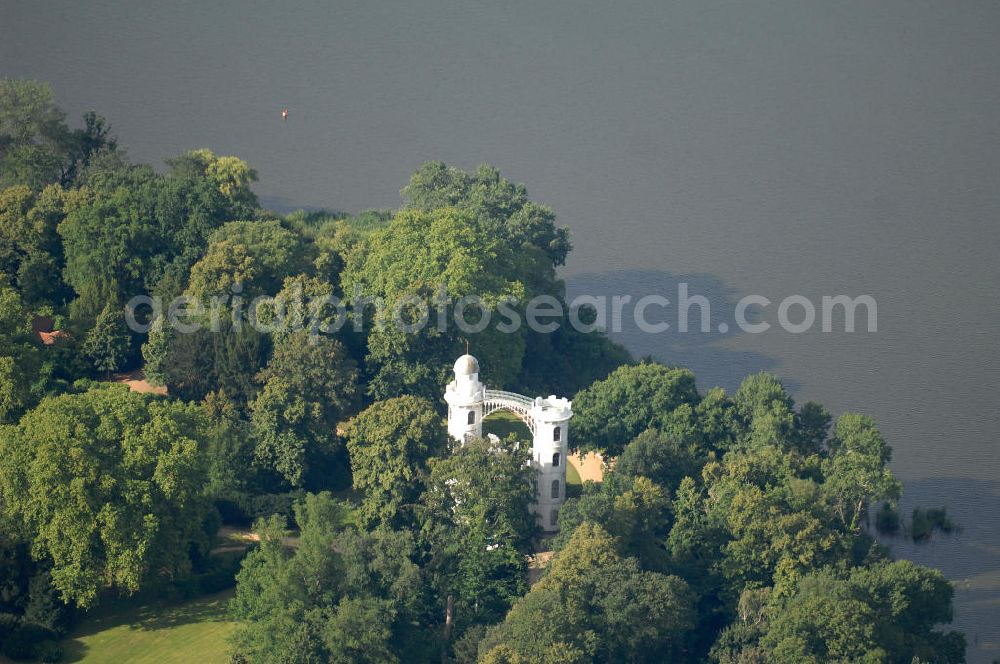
<box><xmin>530</xmin><ymin>396</ymin><xmax>573</xmax><ymax>532</ymax></box>
<box><xmin>444</xmin><ymin>354</ymin><xmax>484</xmax><ymax>441</ymax></box>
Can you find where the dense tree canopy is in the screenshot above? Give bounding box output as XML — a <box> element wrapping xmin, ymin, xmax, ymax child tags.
<box><xmin>250</xmin><ymin>331</ymin><xmax>358</xmax><ymax>488</ymax></box>
<box><xmin>230</xmin><ymin>492</ymin><xmax>435</xmax><ymax>663</ymax></box>
<box><xmin>0</xmin><ymin>286</ymin><xmax>41</xmax><ymax>423</ymax></box>
<box><xmin>0</xmin><ymin>386</ymin><xmax>215</xmax><ymax>607</ymax></box>
<box><xmin>481</xmin><ymin>523</ymin><xmax>694</xmax><ymax>663</ymax></box>
<box><xmin>0</xmin><ymin>82</ymin><xmax>967</xmax><ymax>664</ymax></box>
<box><xmin>571</xmin><ymin>362</ymin><xmax>701</xmax><ymax>456</ymax></box>
<box><xmin>346</xmin><ymin>395</ymin><xmax>447</xmax><ymax>529</ymax></box>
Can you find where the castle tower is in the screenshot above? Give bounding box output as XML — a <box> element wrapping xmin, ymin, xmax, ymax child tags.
<box><xmin>444</xmin><ymin>354</ymin><xmax>484</xmax><ymax>441</ymax></box>
<box><xmin>529</xmin><ymin>396</ymin><xmax>572</xmax><ymax>532</ymax></box>
<box><xmin>444</xmin><ymin>354</ymin><xmax>573</xmax><ymax>533</ymax></box>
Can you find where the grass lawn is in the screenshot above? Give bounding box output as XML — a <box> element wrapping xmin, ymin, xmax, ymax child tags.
<box><xmin>61</xmin><ymin>589</ymin><xmax>237</xmax><ymax>664</ymax></box>
<box><xmin>482</xmin><ymin>410</ymin><xmax>533</xmax><ymax>441</ymax></box>
<box><xmin>565</xmin><ymin>456</ymin><xmax>583</xmax><ymax>498</ymax></box>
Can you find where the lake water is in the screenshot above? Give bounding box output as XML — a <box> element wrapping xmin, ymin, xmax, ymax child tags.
<box><xmin>4</xmin><ymin>0</ymin><xmax>998</xmax><ymax>659</ymax></box>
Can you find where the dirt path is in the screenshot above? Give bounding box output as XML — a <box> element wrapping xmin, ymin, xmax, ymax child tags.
<box><xmin>110</xmin><ymin>369</ymin><xmax>168</xmax><ymax>395</ymax></box>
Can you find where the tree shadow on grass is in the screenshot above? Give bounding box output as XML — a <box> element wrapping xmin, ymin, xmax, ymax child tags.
<box><xmin>60</xmin><ymin>590</ymin><xmax>235</xmax><ymax>663</ymax></box>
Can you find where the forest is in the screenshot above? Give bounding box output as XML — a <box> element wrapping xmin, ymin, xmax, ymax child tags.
<box><xmin>0</xmin><ymin>79</ymin><xmax>966</xmax><ymax>663</ymax></box>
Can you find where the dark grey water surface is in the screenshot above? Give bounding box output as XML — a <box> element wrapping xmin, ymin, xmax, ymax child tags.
<box><xmin>4</xmin><ymin>0</ymin><xmax>999</xmax><ymax>659</ymax></box>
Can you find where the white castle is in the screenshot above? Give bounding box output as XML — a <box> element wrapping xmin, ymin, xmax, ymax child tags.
<box><xmin>444</xmin><ymin>354</ymin><xmax>573</xmax><ymax>532</ymax></box>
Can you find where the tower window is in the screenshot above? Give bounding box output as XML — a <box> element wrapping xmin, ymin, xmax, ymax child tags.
<box><xmin>551</xmin><ymin>480</ymin><xmax>560</xmax><ymax>499</ymax></box>
<box><xmin>467</xmin><ymin>411</ymin><xmax>476</xmax><ymax>425</ymax></box>
<box><xmin>550</xmin><ymin>509</ymin><xmax>559</xmax><ymax>526</ymax></box>
<box><xmin>553</xmin><ymin>426</ymin><xmax>561</xmax><ymax>442</ymax></box>
<box><xmin>552</xmin><ymin>452</ymin><xmax>561</xmax><ymax>467</ymax></box>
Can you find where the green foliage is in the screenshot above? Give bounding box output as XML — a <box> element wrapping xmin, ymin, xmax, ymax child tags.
<box><xmin>726</xmin><ymin>562</ymin><xmax>966</xmax><ymax>663</ymax></box>
<box><xmin>610</xmin><ymin>428</ymin><xmax>707</xmax><ymax>499</ymax></box>
<box><xmin>823</xmin><ymin>413</ymin><xmax>903</xmax><ymax>533</ymax></box>
<box><xmin>346</xmin><ymin>395</ymin><xmax>446</xmax><ymax>528</ymax></box>
<box><xmin>481</xmin><ymin>523</ymin><xmax>694</xmax><ymax>663</ymax></box>
<box><xmin>81</xmin><ymin>302</ymin><xmax>133</xmax><ymax>374</ymax></box>
<box><xmin>571</xmin><ymin>362</ymin><xmax>700</xmax><ymax>456</ymax></box>
<box><xmin>0</xmin><ymin>285</ymin><xmax>41</xmax><ymax>423</ymax></box>
<box><xmin>166</xmin><ymin>148</ymin><xmax>258</xmax><ymax>212</ymax></box>
<box><xmin>0</xmin><ymin>183</ymin><xmax>80</xmax><ymax>305</ymax></box>
<box><xmin>143</xmin><ymin>319</ymin><xmax>270</xmax><ymax>407</ymax></box>
<box><xmin>420</xmin><ymin>436</ymin><xmax>537</xmax><ymax>628</ymax></box>
<box><xmin>0</xmin><ymin>386</ymin><xmax>216</xmax><ymax>608</ymax></box>
<box><xmin>250</xmin><ymin>331</ymin><xmax>359</xmax><ymax>488</ymax></box>
<box><xmin>186</xmin><ymin>219</ymin><xmax>308</xmax><ymax>299</ymax></box>
<box><xmin>0</xmin><ymin>80</ymin><xmax>71</xmax><ymax>190</ymax></box>
<box><xmin>230</xmin><ymin>492</ymin><xmax>433</xmax><ymax>663</ymax></box>
<box><xmin>345</xmin><ymin>161</ymin><xmax>599</xmax><ymax>401</ymax></box>
<box><xmin>401</xmin><ymin>161</ymin><xmax>571</xmax><ymax>267</ymax></box>
<box><xmin>910</xmin><ymin>506</ymin><xmax>957</xmax><ymax>542</ymax></box>
<box><xmin>343</xmin><ymin>205</ymin><xmax>528</xmax><ymax>398</ymax></box>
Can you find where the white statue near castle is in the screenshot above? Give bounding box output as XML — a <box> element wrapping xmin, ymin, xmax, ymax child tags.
<box><xmin>444</xmin><ymin>354</ymin><xmax>573</xmax><ymax>532</ymax></box>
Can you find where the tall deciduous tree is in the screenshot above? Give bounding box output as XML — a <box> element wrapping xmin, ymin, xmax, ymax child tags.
<box><xmin>186</xmin><ymin>219</ymin><xmax>309</xmax><ymax>300</ymax></box>
<box><xmin>481</xmin><ymin>523</ymin><xmax>694</xmax><ymax>664</ymax></box>
<box><xmin>345</xmin><ymin>396</ymin><xmax>446</xmax><ymax>528</ymax></box>
<box><xmin>0</xmin><ymin>386</ymin><xmax>215</xmax><ymax>607</ymax></box>
<box><xmin>230</xmin><ymin>492</ymin><xmax>432</xmax><ymax>663</ymax></box>
<box><xmin>420</xmin><ymin>435</ymin><xmax>537</xmax><ymax>631</ymax></box>
<box><xmin>571</xmin><ymin>362</ymin><xmax>700</xmax><ymax>456</ymax></box>
<box><xmin>823</xmin><ymin>413</ymin><xmax>902</xmax><ymax>533</ymax></box>
<box><xmin>250</xmin><ymin>331</ymin><xmax>358</xmax><ymax>488</ymax></box>
<box><xmin>0</xmin><ymin>80</ymin><xmax>70</xmax><ymax>190</ymax></box>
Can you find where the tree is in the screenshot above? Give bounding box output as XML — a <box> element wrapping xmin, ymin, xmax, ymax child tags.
<box><xmin>348</xmin><ymin>161</ymin><xmax>584</xmax><ymax>401</ymax></box>
<box><xmin>746</xmin><ymin>562</ymin><xmax>965</xmax><ymax>663</ymax></box>
<box><xmin>0</xmin><ymin>184</ymin><xmax>82</xmax><ymax>305</ymax></box>
<box><xmin>571</xmin><ymin>362</ymin><xmax>700</xmax><ymax>456</ymax></box>
<box><xmin>0</xmin><ymin>80</ymin><xmax>70</xmax><ymax>190</ymax></box>
<box><xmin>609</xmin><ymin>428</ymin><xmax>707</xmax><ymax>499</ymax></box>
<box><xmin>143</xmin><ymin>318</ymin><xmax>270</xmax><ymax>407</ymax></box>
<box><xmin>58</xmin><ymin>165</ymin><xmax>161</xmax><ymax>314</ymax></box>
<box><xmin>342</xmin><ymin>205</ymin><xmax>528</xmax><ymax>399</ymax></box>
<box><xmin>401</xmin><ymin>161</ymin><xmax>571</xmax><ymax>268</ymax></box>
<box><xmin>186</xmin><ymin>219</ymin><xmax>308</xmax><ymax>300</ymax></box>
<box><xmin>230</xmin><ymin>492</ymin><xmax>432</xmax><ymax>663</ymax></box>
<box><xmin>345</xmin><ymin>396</ymin><xmax>447</xmax><ymax>528</ymax></box>
<box><xmin>554</xmin><ymin>475</ymin><xmax>672</xmax><ymax>572</ymax></box>
<box><xmin>0</xmin><ymin>286</ymin><xmax>40</xmax><ymax>423</ymax></box>
<box><xmin>81</xmin><ymin>302</ymin><xmax>132</xmax><ymax>375</ymax></box>
<box><xmin>419</xmin><ymin>436</ymin><xmax>537</xmax><ymax>632</ymax></box>
<box><xmin>823</xmin><ymin>413</ymin><xmax>902</xmax><ymax>533</ymax></box>
<box><xmin>481</xmin><ymin>523</ymin><xmax>694</xmax><ymax>663</ymax></box>
<box><xmin>250</xmin><ymin>331</ymin><xmax>359</xmax><ymax>488</ymax></box>
<box><xmin>732</xmin><ymin>372</ymin><xmax>797</xmax><ymax>451</ymax></box>
<box><xmin>166</xmin><ymin>148</ymin><xmax>258</xmax><ymax>212</ymax></box>
<box><xmin>0</xmin><ymin>386</ymin><xmax>215</xmax><ymax>607</ymax></box>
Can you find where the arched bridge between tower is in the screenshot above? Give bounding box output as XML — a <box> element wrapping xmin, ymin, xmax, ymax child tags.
<box><xmin>483</xmin><ymin>389</ymin><xmax>537</xmax><ymax>434</ymax></box>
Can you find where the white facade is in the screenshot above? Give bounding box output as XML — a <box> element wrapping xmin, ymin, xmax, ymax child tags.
<box><xmin>444</xmin><ymin>354</ymin><xmax>573</xmax><ymax>533</ymax></box>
